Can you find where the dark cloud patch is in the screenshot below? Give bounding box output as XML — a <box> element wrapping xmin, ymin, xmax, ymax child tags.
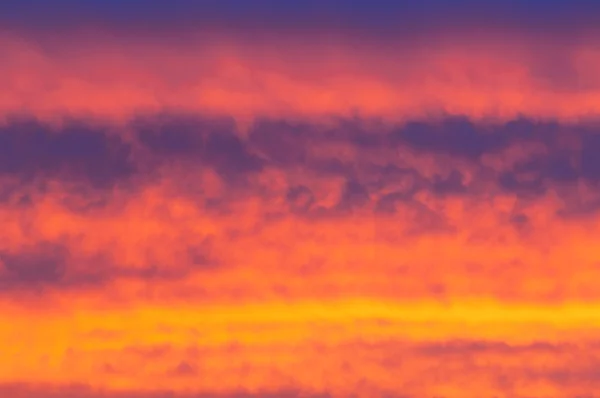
<box><xmin>136</xmin><ymin>116</ymin><xmax>264</xmax><ymax>180</ymax></box>
<box><xmin>414</xmin><ymin>340</ymin><xmax>563</xmax><ymax>356</ymax></box>
<box><xmin>286</xmin><ymin>185</ymin><xmax>316</xmax><ymax>213</ymax></box>
<box><xmin>0</xmin><ymin>119</ymin><xmax>135</xmax><ymax>188</ymax></box>
<box><xmin>0</xmin><ymin>242</ymin><xmax>115</xmax><ymax>291</ymax></box>
<box><xmin>498</xmin><ymin>146</ymin><xmax>587</xmax><ymax>199</ymax></box>
<box><xmin>521</xmin><ymin>153</ymin><xmax>579</xmax><ymax>184</ymax></box>
<box><xmin>135</xmin><ymin>117</ymin><xmax>211</xmax><ymax>156</ymax></box>
<box><xmin>205</xmin><ymin>133</ymin><xmax>264</xmax><ymax>177</ymax></box>
<box><xmin>0</xmin><ymin>180</ymin><xmax>41</xmax><ymax>207</ymax></box>
<box><xmin>186</xmin><ymin>236</ymin><xmax>219</xmax><ymax>269</ymax></box>
<box><xmin>247</xmin><ymin>116</ymin><xmax>600</xmax><ymax>215</ymax></box>
<box><xmin>0</xmin><ymin>238</ymin><xmax>214</xmax><ymax>292</ymax></box>
<box><xmin>539</xmin><ymin>153</ymin><xmax>580</xmax><ymax>182</ymax></box>
<box><xmin>375</xmin><ymin>192</ymin><xmax>451</xmax><ymax>235</ymax></box>
<box><xmin>57</xmin><ymin>189</ymin><xmax>113</xmax><ymax>214</ymax></box>
<box><xmin>368</xmin><ymin>165</ymin><xmax>423</xmax><ymax>194</ymax></box>
<box><xmin>6</xmin><ymin>114</ymin><xmax>600</xmax><ymax>218</ymax></box>
<box><xmin>581</xmin><ymin>133</ymin><xmax>600</xmax><ymax>181</ymax></box>
<box><xmin>337</xmin><ymin>179</ymin><xmax>370</xmax><ymax>211</ymax></box>
<box><xmin>0</xmin><ymin>177</ymin><xmax>126</xmax><ymax>216</ymax></box>
<box><xmin>391</xmin><ymin>117</ymin><xmax>555</xmax><ymax>160</ymax></box>
<box><xmin>309</xmin><ymin>158</ymin><xmax>354</xmax><ymax>177</ymax></box>
<box><xmin>248</xmin><ymin>120</ymin><xmax>312</xmax><ymax>166</ymax></box>
<box><xmin>431</xmin><ymin>170</ymin><xmax>468</xmax><ymax>195</ymax></box>
<box><xmin>375</xmin><ymin>191</ymin><xmax>411</xmax><ymax>214</ymax></box>
<box><xmin>555</xmin><ymin>195</ymin><xmax>600</xmax><ymax>219</ymax></box>
<box><xmin>249</xmin><ymin>119</ymin><xmax>361</xmax><ymax>178</ymax></box>
<box><xmin>249</xmin><ymin>117</ymin><xmax>544</xmax><ymax>181</ymax></box>
<box><xmin>0</xmin><ymin>242</ymin><xmax>68</xmax><ymax>285</ymax></box>
<box><xmin>510</xmin><ymin>213</ymin><xmax>529</xmax><ymax>227</ymax></box>
<box><xmin>171</xmin><ymin>361</ymin><xmax>197</xmax><ymax>377</ymax></box>
<box><xmin>498</xmin><ymin>167</ymin><xmax>547</xmax><ymax>196</ymax></box>
<box><xmin>394</xmin><ymin>118</ymin><xmax>496</xmax><ymax>159</ymax></box>
<box><xmin>371</xmin><ymin>167</ymin><xmax>465</xmax><ymax>214</ymax></box>
<box><xmin>338</xmin><ymin>126</ymin><xmax>385</xmax><ymax>149</ymax></box>
<box><xmin>524</xmin><ymin>356</ymin><xmax>600</xmax><ymax>391</ymax></box>
<box><xmin>404</xmin><ymin>201</ymin><xmax>452</xmax><ymax>235</ymax></box>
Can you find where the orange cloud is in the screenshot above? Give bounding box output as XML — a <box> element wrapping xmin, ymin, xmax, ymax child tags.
<box><xmin>2</xmin><ymin>34</ymin><xmax>600</xmax><ymax>122</ymax></box>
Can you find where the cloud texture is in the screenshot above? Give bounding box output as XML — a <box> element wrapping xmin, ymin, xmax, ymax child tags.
<box><xmin>2</xmin><ymin>1</ymin><xmax>600</xmax><ymax>397</ymax></box>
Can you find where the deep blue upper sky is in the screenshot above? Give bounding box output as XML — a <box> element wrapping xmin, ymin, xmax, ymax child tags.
<box><xmin>1</xmin><ymin>0</ymin><xmax>599</xmax><ymax>37</ymax></box>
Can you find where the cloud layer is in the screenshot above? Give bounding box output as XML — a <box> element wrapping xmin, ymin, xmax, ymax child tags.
<box><xmin>3</xmin><ymin>31</ymin><xmax>600</xmax><ymax>121</ymax></box>
<box><xmin>3</xmin><ymin>4</ymin><xmax>600</xmax><ymax>396</ymax></box>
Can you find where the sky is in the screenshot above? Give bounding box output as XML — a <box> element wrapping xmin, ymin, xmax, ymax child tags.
<box><xmin>2</xmin><ymin>1</ymin><xmax>600</xmax><ymax>397</ymax></box>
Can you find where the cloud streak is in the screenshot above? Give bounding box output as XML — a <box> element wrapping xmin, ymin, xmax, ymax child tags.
<box><xmin>2</xmin><ymin>32</ymin><xmax>600</xmax><ymax>121</ymax></box>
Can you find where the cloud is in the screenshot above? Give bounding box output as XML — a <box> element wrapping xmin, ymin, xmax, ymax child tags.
<box><xmin>390</xmin><ymin>117</ymin><xmax>557</xmax><ymax>160</ymax></box>
<box><xmin>336</xmin><ymin>179</ymin><xmax>370</xmax><ymax>212</ymax></box>
<box><xmin>0</xmin><ymin>118</ymin><xmax>135</xmax><ymax>188</ymax></box>
<box><xmin>286</xmin><ymin>185</ymin><xmax>315</xmax><ymax>213</ymax></box>
<box><xmin>136</xmin><ymin>115</ymin><xmax>264</xmax><ymax>181</ymax></box>
<box><xmin>0</xmin><ymin>241</ymin><xmax>121</xmax><ymax>291</ymax></box>
<box><xmin>4</xmin><ymin>3</ymin><xmax>600</xmax><ymax>395</ymax></box>
<box><xmin>2</xmin><ymin>34</ymin><xmax>600</xmax><ymax>120</ymax></box>
<box><xmin>0</xmin><ymin>242</ymin><xmax>68</xmax><ymax>285</ymax></box>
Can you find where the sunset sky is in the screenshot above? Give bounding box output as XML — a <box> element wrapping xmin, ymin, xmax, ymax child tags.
<box><xmin>2</xmin><ymin>1</ymin><xmax>600</xmax><ymax>397</ymax></box>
